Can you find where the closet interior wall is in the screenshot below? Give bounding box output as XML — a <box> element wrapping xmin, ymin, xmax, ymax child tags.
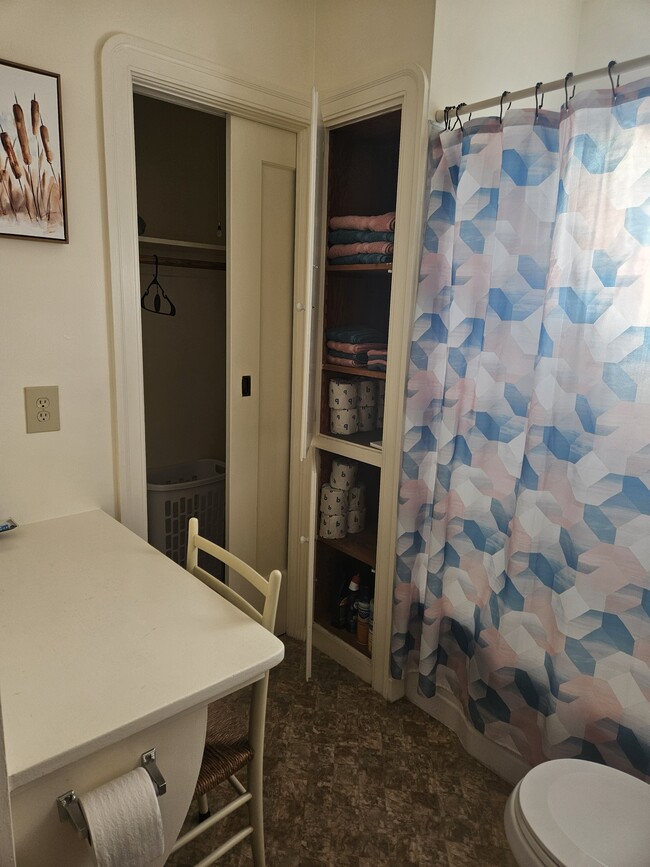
<box><xmin>133</xmin><ymin>95</ymin><xmax>227</xmax><ymax>471</ymax></box>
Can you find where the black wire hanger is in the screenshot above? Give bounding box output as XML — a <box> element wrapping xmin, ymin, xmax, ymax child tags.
<box><xmin>141</xmin><ymin>254</ymin><xmax>176</xmax><ymax>316</ymax></box>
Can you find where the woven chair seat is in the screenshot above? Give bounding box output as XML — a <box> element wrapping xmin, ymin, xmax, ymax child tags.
<box><xmin>195</xmin><ymin>700</ymin><xmax>254</xmax><ymax>797</ymax></box>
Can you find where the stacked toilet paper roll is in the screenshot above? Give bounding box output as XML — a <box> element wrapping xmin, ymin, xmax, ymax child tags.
<box><xmin>357</xmin><ymin>379</ymin><xmax>378</xmax><ymax>432</ymax></box>
<box><xmin>377</xmin><ymin>380</ymin><xmax>385</xmax><ymax>428</ymax></box>
<box><xmin>319</xmin><ymin>459</ymin><xmax>361</xmax><ymax>541</ymax></box>
<box><xmin>78</xmin><ymin>767</ymin><xmax>164</xmax><ymax>867</ymax></box>
<box><xmin>347</xmin><ymin>481</ymin><xmax>366</xmax><ymax>534</ymax></box>
<box><xmin>329</xmin><ymin>378</ymin><xmax>359</xmax><ymax>435</ymax></box>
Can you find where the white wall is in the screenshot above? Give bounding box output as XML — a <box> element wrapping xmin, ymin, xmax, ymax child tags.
<box><xmin>0</xmin><ymin>0</ymin><xmax>314</xmax><ymax>526</ymax></box>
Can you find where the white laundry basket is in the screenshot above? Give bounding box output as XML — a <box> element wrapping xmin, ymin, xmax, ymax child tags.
<box><xmin>147</xmin><ymin>459</ymin><xmax>226</xmax><ymax>569</ymax></box>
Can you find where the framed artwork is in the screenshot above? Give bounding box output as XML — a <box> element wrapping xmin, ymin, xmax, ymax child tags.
<box><xmin>0</xmin><ymin>58</ymin><xmax>67</xmax><ymax>242</ymax></box>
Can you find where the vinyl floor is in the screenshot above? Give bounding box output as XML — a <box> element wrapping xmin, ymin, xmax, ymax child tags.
<box><xmin>167</xmin><ymin>637</ymin><xmax>517</xmax><ymax>866</ymax></box>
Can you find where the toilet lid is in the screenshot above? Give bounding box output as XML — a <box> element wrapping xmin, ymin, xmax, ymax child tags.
<box><xmin>518</xmin><ymin>759</ymin><xmax>650</xmax><ymax>867</ymax></box>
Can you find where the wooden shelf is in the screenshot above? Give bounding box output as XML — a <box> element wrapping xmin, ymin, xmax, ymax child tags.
<box><xmin>314</xmin><ymin>615</ymin><xmax>371</xmax><ymax>659</ymax></box>
<box><xmin>322</xmin><ymin>364</ymin><xmax>386</xmax><ymax>380</ymax></box>
<box><xmin>317</xmin><ymin>528</ymin><xmax>376</xmax><ymax>567</ymax></box>
<box><xmin>140</xmin><ymin>236</ymin><xmax>225</xmax><ymax>252</ymax></box>
<box><xmin>326</xmin><ymin>264</ymin><xmax>392</xmax><ymax>272</ymax></box>
<box><xmin>312</xmin><ymin>433</ymin><xmax>383</xmax><ymax>467</ymax></box>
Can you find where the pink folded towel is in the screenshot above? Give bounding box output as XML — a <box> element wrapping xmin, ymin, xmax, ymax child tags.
<box><xmin>326</xmin><ymin>354</ymin><xmax>367</xmax><ymax>368</ymax></box>
<box><xmin>327</xmin><ymin>341</ymin><xmax>388</xmax><ymax>353</ymax></box>
<box><xmin>329</xmin><ymin>212</ymin><xmax>396</xmax><ymax>232</ymax></box>
<box><xmin>327</xmin><ymin>241</ymin><xmax>393</xmax><ymax>259</ymax></box>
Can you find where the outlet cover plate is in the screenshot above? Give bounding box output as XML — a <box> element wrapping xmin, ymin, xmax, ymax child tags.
<box><xmin>25</xmin><ymin>385</ymin><xmax>60</xmax><ymax>433</ymax></box>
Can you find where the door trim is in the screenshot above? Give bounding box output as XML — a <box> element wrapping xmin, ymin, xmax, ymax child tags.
<box><xmin>101</xmin><ymin>33</ymin><xmax>310</xmax><ymax>540</ymax></box>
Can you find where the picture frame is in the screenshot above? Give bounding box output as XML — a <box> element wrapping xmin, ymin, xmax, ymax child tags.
<box><xmin>0</xmin><ymin>58</ymin><xmax>68</xmax><ymax>242</ymax></box>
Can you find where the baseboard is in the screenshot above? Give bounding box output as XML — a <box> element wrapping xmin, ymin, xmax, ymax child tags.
<box><xmin>406</xmin><ymin>676</ymin><xmax>530</xmax><ymax>786</ymax></box>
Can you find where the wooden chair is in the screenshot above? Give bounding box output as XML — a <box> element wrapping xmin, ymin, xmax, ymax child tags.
<box><xmin>171</xmin><ymin>517</ymin><xmax>282</xmax><ymax>866</ymax></box>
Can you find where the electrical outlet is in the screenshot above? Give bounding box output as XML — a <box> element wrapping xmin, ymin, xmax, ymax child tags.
<box><xmin>25</xmin><ymin>386</ymin><xmax>60</xmax><ymax>433</ymax></box>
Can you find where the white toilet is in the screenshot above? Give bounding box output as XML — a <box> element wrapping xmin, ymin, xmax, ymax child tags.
<box><xmin>504</xmin><ymin>758</ymin><xmax>650</xmax><ymax>866</ymax></box>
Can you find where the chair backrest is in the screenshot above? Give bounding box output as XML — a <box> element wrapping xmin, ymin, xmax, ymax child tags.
<box><xmin>186</xmin><ymin>517</ymin><xmax>281</xmax><ymax>633</ymax></box>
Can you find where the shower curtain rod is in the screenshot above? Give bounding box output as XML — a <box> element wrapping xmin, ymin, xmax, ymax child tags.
<box><xmin>433</xmin><ymin>53</ymin><xmax>650</xmax><ymax>122</ymax></box>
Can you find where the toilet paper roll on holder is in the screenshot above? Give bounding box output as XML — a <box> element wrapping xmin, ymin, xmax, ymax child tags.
<box><xmin>56</xmin><ymin>748</ymin><xmax>166</xmax><ymax>840</ymax></box>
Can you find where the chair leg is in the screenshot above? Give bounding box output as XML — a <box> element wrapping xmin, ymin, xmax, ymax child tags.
<box><xmin>247</xmin><ymin>755</ymin><xmax>265</xmax><ymax>867</ymax></box>
<box><xmin>198</xmin><ymin>793</ymin><xmax>210</xmax><ymax>822</ymax></box>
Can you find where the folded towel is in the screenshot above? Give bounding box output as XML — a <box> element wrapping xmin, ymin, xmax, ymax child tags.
<box><xmin>327</xmin><ymin>354</ymin><xmax>367</xmax><ymax>368</ymax></box>
<box><xmin>328</xmin><ymin>348</ymin><xmax>368</xmax><ymax>362</ymax></box>
<box><xmin>329</xmin><ymin>212</ymin><xmax>396</xmax><ymax>232</ymax></box>
<box><xmin>367</xmin><ymin>349</ymin><xmax>388</xmax><ymax>359</ymax></box>
<box><xmin>328</xmin><ymin>229</ymin><xmax>394</xmax><ymax>245</ymax></box>
<box><xmin>328</xmin><ymin>253</ymin><xmax>392</xmax><ymax>265</ymax></box>
<box><xmin>327</xmin><ymin>341</ymin><xmax>388</xmax><ymax>354</ymax></box>
<box><xmin>327</xmin><ymin>242</ymin><xmax>393</xmax><ymax>259</ymax></box>
<box><xmin>367</xmin><ymin>359</ymin><xmax>387</xmax><ymax>371</ymax></box>
<box><xmin>326</xmin><ymin>326</ymin><xmax>387</xmax><ymax>344</ymax></box>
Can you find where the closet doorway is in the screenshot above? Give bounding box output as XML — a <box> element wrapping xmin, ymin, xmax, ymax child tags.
<box><xmin>132</xmin><ymin>96</ymin><xmax>295</xmax><ymax>634</ymax></box>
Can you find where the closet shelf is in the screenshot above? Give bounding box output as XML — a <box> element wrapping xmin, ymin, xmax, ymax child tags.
<box><xmin>312</xmin><ymin>433</ymin><xmax>383</xmax><ymax>467</ymax></box>
<box><xmin>322</xmin><ymin>364</ymin><xmax>386</xmax><ymax>380</ymax></box>
<box><xmin>326</xmin><ymin>264</ymin><xmax>392</xmax><ymax>272</ymax></box>
<box><xmin>314</xmin><ymin>616</ymin><xmax>372</xmax><ymax>659</ymax></box>
<box><xmin>317</xmin><ymin>528</ymin><xmax>377</xmax><ymax>568</ymax></box>
<box><xmin>139</xmin><ymin>236</ymin><xmax>226</xmax><ymax>271</ymax></box>
<box><xmin>140</xmin><ymin>236</ymin><xmax>226</xmax><ymax>252</ymax></box>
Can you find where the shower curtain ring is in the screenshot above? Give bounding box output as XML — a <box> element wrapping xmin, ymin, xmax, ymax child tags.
<box><xmin>564</xmin><ymin>72</ymin><xmax>575</xmax><ymax>110</ymax></box>
<box><xmin>455</xmin><ymin>103</ymin><xmax>467</xmax><ymax>132</ymax></box>
<box><xmin>535</xmin><ymin>82</ymin><xmax>544</xmax><ymax>119</ymax></box>
<box><xmin>608</xmin><ymin>60</ymin><xmax>620</xmax><ymax>100</ymax></box>
<box><xmin>499</xmin><ymin>91</ymin><xmax>511</xmax><ymax>123</ymax></box>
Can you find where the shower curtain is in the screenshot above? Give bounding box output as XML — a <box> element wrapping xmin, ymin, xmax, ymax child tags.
<box><xmin>393</xmin><ymin>78</ymin><xmax>650</xmax><ymax>780</ymax></box>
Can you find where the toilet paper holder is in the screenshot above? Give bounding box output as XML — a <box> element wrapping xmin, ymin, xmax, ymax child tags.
<box><xmin>56</xmin><ymin>748</ymin><xmax>166</xmax><ymax>840</ymax></box>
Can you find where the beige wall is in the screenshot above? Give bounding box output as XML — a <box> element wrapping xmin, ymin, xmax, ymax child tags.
<box><xmin>576</xmin><ymin>0</ymin><xmax>650</xmax><ymax>71</ymax></box>
<box><xmin>429</xmin><ymin>0</ymin><xmax>583</xmax><ymax>114</ymax></box>
<box><xmin>315</xmin><ymin>0</ymin><xmax>435</xmax><ymax>92</ymax></box>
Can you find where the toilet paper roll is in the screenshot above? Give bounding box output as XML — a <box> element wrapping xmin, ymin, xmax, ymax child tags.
<box><xmin>358</xmin><ymin>405</ymin><xmax>377</xmax><ymax>432</ymax></box>
<box><xmin>79</xmin><ymin>767</ymin><xmax>164</xmax><ymax>867</ymax></box>
<box><xmin>320</xmin><ymin>484</ymin><xmax>348</xmax><ymax>515</ymax></box>
<box><xmin>329</xmin><ymin>378</ymin><xmax>358</xmax><ymax>409</ymax></box>
<box><xmin>330</xmin><ymin>408</ymin><xmax>358</xmax><ymax>435</ymax></box>
<box><xmin>330</xmin><ymin>458</ymin><xmax>358</xmax><ymax>491</ymax></box>
<box><xmin>349</xmin><ymin>484</ymin><xmax>366</xmax><ymax>510</ymax></box>
<box><xmin>376</xmin><ymin>397</ymin><xmax>384</xmax><ymax>429</ymax></box>
<box><xmin>378</xmin><ymin>381</ymin><xmax>386</xmax><ymax>399</ymax></box>
<box><xmin>357</xmin><ymin>379</ymin><xmax>378</xmax><ymax>406</ymax></box>
<box><xmin>319</xmin><ymin>513</ymin><xmax>347</xmax><ymax>540</ymax></box>
<box><xmin>347</xmin><ymin>508</ymin><xmax>367</xmax><ymax>534</ymax></box>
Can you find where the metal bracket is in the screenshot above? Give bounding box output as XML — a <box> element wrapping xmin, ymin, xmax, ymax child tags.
<box><xmin>56</xmin><ymin>790</ymin><xmax>89</xmax><ymax>841</ymax></box>
<box><xmin>57</xmin><ymin>748</ymin><xmax>167</xmax><ymax>840</ymax></box>
<box><xmin>141</xmin><ymin>747</ymin><xmax>166</xmax><ymax>796</ymax></box>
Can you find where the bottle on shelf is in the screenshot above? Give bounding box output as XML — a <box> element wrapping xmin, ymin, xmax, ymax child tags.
<box><xmin>368</xmin><ymin>598</ymin><xmax>374</xmax><ymax>654</ymax></box>
<box><xmin>346</xmin><ymin>574</ymin><xmax>360</xmax><ymax>634</ymax></box>
<box><xmin>332</xmin><ymin>573</ymin><xmax>350</xmax><ymax>629</ymax></box>
<box><xmin>356</xmin><ymin>583</ymin><xmax>371</xmax><ymax>646</ymax></box>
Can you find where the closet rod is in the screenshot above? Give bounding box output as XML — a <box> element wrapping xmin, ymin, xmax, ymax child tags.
<box><xmin>139</xmin><ymin>254</ymin><xmax>226</xmax><ymax>271</ymax></box>
<box><xmin>434</xmin><ymin>53</ymin><xmax>650</xmax><ymax>122</ymax></box>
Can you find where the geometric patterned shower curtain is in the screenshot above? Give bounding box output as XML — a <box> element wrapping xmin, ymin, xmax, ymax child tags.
<box><xmin>393</xmin><ymin>78</ymin><xmax>650</xmax><ymax>780</ymax></box>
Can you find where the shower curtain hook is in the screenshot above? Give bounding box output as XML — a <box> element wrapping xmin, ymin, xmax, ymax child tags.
<box><xmin>608</xmin><ymin>60</ymin><xmax>620</xmax><ymax>101</ymax></box>
<box><xmin>443</xmin><ymin>105</ymin><xmax>451</xmax><ymax>130</ymax></box>
<box><xmin>535</xmin><ymin>82</ymin><xmax>544</xmax><ymax>119</ymax></box>
<box><xmin>499</xmin><ymin>91</ymin><xmax>511</xmax><ymax>124</ymax></box>
<box><xmin>455</xmin><ymin>103</ymin><xmax>466</xmax><ymax>133</ymax></box>
<box><xmin>564</xmin><ymin>72</ymin><xmax>575</xmax><ymax>110</ymax></box>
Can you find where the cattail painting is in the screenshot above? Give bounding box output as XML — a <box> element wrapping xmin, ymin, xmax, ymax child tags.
<box><xmin>0</xmin><ymin>59</ymin><xmax>67</xmax><ymax>241</ymax></box>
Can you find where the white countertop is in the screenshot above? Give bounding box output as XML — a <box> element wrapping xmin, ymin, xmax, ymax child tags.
<box><xmin>0</xmin><ymin>510</ymin><xmax>284</xmax><ymax>790</ymax></box>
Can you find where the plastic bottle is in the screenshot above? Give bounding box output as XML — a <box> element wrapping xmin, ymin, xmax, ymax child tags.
<box><xmin>346</xmin><ymin>575</ymin><xmax>360</xmax><ymax>633</ymax></box>
<box><xmin>356</xmin><ymin>584</ymin><xmax>371</xmax><ymax>646</ymax></box>
<box><xmin>368</xmin><ymin>598</ymin><xmax>374</xmax><ymax>654</ymax></box>
<box><xmin>331</xmin><ymin>574</ymin><xmax>349</xmax><ymax>629</ymax></box>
